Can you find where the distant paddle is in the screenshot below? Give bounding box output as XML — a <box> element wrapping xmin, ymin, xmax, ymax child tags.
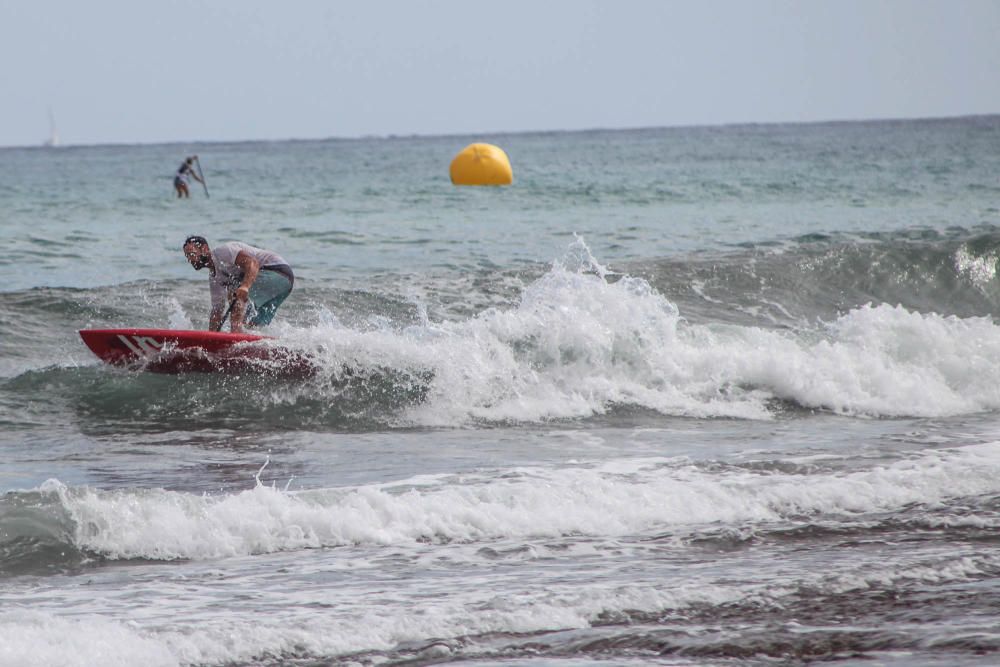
<box><xmin>195</xmin><ymin>156</ymin><xmax>209</xmax><ymax>198</ymax></box>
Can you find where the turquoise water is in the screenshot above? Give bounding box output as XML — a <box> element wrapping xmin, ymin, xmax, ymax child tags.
<box><xmin>3</xmin><ymin>118</ymin><xmax>998</xmax><ymax>291</ymax></box>
<box><xmin>2</xmin><ymin>116</ymin><xmax>1000</xmax><ymax>666</ymax></box>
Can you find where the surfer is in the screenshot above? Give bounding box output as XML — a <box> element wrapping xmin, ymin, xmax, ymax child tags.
<box><xmin>182</xmin><ymin>236</ymin><xmax>294</xmax><ymax>333</ymax></box>
<box><xmin>173</xmin><ymin>156</ymin><xmax>204</xmax><ymax>198</ymax></box>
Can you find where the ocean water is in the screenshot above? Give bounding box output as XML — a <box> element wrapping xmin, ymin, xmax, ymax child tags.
<box><xmin>2</xmin><ymin>116</ymin><xmax>1000</xmax><ymax>666</ymax></box>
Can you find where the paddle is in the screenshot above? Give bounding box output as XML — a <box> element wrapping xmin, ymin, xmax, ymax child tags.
<box><xmin>195</xmin><ymin>156</ymin><xmax>210</xmax><ymax>198</ymax></box>
<box><xmin>219</xmin><ymin>297</ymin><xmax>236</xmax><ymax>329</ymax></box>
<box><xmin>219</xmin><ymin>295</ymin><xmax>255</xmax><ymax>331</ymax></box>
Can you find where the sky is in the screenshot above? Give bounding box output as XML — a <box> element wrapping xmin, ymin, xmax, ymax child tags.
<box><xmin>2</xmin><ymin>0</ymin><xmax>999</xmax><ymax>146</ymax></box>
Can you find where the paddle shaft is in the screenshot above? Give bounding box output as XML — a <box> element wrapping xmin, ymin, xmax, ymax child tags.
<box><xmin>219</xmin><ymin>297</ymin><xmax>236</xmax><ymax>329</ymax></box>
<box><xmin>219</xmin><ymin>295</ymin><xmax>255</xmax><ymax>331</ymax></box>
<box><xmin>195</xmin><ymin>157</ymin><xmax>209</xmax><ymax>198</ymax></box>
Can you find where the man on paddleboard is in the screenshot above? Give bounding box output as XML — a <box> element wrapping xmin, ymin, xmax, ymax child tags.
<box><xmin>183</xmin><ymin>236</ymin><xmax>294</xmax><ymax>333</ymax></box>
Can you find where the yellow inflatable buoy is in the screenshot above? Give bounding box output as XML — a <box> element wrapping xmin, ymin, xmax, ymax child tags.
<box><xmin>449</xmin><ymin>143</ymin><xmax>513</xmax><ymax>186</ymax></box>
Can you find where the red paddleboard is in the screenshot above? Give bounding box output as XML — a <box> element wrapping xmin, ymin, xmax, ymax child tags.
<box><xmin>78</xmin><ymin>328</ymin><xmax>314</xmax><ymax>376</ymax></box>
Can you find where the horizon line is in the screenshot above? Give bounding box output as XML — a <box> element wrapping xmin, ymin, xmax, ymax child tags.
<box><xmin>3</xmin><ymin>111</ymin><xmax>998</xmax><ymax>150</ymax></box>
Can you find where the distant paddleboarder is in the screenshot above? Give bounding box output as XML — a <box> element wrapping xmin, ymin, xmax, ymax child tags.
<box><xmin>173</xmin><ymin>156</ymin><xmax>205</xmax><ymax>198</ymax></box>
<box><xmin>183</xmin><ymin>236</ymin><xmax>294</xmax><ymax>333</ymax></box>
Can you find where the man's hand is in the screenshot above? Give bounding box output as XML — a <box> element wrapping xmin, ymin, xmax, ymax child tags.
<box><xmin>229</xmin><ymin>298</ymin><xmax>246</xmax><ymax>333</ymax></box>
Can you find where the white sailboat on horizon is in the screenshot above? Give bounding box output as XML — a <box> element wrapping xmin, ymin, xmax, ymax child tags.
<box><xmin>43</xmin><ymin>107</ymin><xmax>60</xmax><ymax>147</ymax></box>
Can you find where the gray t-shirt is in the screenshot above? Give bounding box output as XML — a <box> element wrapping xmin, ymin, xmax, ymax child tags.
<box><xmin>208</xmin><ymin>242</ymin><xmax>288</xmax><ymax>309</ymax></box>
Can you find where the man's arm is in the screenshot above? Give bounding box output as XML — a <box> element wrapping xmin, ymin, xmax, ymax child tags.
<box><xmin>228</xmin><ymin>251</ymin><xmax>260</xmax><ymax>332</ymax></box>
<box><xmin>207</xmin><ymin>278</ymin><xmax>225</xmax><ymax>331</ymax></box>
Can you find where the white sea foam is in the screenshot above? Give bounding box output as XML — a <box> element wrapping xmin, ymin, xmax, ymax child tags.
<box><xmin>265</xmin><ymin>239</ymin><xmax>1000</xmax><ymax>423</ymax></box>
<box><xmin>14</xmin><ymin>441</ymin><xmax>1000</xmax><ymax>666</ymax></box>
<box><xmin>42</xmin><ymin>442</ymin><xmax>1000</xmax><ymax>562</ymax></box>
<box><xmin>0</xmin><ymin>610</ymin><xmax>176</xmax><ymax>667</ymax></box>
<box><xmin>3</xmin><ymin>545</ymin><xmax>997</xmax><ymax>667</ymax></box>
<box><xmin>0</xmin><ymin>581</ymin><xmax>736</xmax><ymax>667</ymax></box>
